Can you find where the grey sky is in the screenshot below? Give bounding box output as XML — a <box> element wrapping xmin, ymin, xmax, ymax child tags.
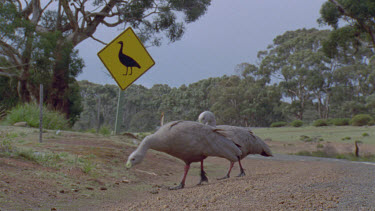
<box><xmin>76</xmin><ymin>0</ymin><xmax>328</xmax><ymax>88</ymax></box>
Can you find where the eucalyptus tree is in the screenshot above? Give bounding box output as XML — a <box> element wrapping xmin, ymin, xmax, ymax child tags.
<box><xmin>319</xmin><ymin>0</ymin><xmax>375</xmax><ymax>50</ymax></box>
<box><xmin>257</xmin><ymin>28</ymin><xmax>334</xmax><ymax>120</ymax></box>
<box><xmin>0</xmin><ymin>0</ymin><xmax>212</xmax><ymax>118</ymax></box>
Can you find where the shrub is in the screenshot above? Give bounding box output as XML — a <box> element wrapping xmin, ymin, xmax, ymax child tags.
<box><xmin>99</xmin><ymin>126</ymin><xmax>111</xmax><ymax>136</ymax></box>
<box><xmin>313</xmin><ymin>119</ymin><xmax>328</xmax><ymax>127</ymax></box>
<box><xmin>351</xmin><ymin>114</ymin><xmax>373</xmax><ymax>126</ymax></box>
<box><xmin>362</xmin><ymin>133</ymin><xmax>370</xmax><ymax>137</ymax></box>
<box><xmin>341</xmin><ymin>136</ymin><xmax>351</xmax><ymax>141</ymax></box>
<box><xmin>4</xmin><ymin>103</ymin><xmax>69</xmax><ymax>130</ymax></box>
<box><xmin>270</xmin><ymin>121</ymin><xmax>287</xmax><ymax>127</ymax></box>
<box><xmin>316</xmin><ymin>144</ymin><xmax>324</xmax><ymax>149</ymax></box>
<box><xmin>290</xmin><ymin>120</ymin><xmax>303</xmax><ymax>127</ymax></box>
<box><xmin>331</xmin><ymin>118</ymin><xmax>350</xmax><ymax>126</ymax></box>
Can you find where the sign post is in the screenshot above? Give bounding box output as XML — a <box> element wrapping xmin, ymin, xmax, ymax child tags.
<box><xmin>39</xmin><ymin>84</ymin><xmax>43</xmax><ymax>143</ymax></box>
<box><xmin>98</xmin><ymin>27</ymin><xmax>155</xmax><ymax>134</ymax></box>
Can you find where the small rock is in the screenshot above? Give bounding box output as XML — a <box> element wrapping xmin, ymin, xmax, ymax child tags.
<box><xmin>59</xmin><ymin>190</ymin><xmax>65</xmax><ymax>194</ymax></box>
<box><xmin>150</xmin><ymin>190</ymin><xmax>159</xmax><ymax>194</ymax></box>
<box><xmin>122</xmin><ymin>179</ymin><xmax>130</xmax><ymax>183</ymax></box>
<box><xmin>86</xmin><ymin>187</ymin><xmax>94</xmax><ymax>190</ymax></box>
<box><xmin>51</xmin><ymin>208</ymin><xmax>57</xmax><ymax>211</ymax></box>
<box><xmin>100</xmin><ymin>187</ymin><xmax>107</xmax><ymax>191</ymax></box>
<box><xmin>13</xmin><ymin>122</ymin><xmax>27</xmax><ymax>127</ymax></box>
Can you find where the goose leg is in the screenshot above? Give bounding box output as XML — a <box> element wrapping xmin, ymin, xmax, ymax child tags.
<box><xmin>129</xmin><ymin>67</ymin><xmax>132</xmax><ymax>75</ymax></box>
<box><xmin>123</xmin><ymin>67</ymin><xmax>128</xmax><ymax>76</ymax></box>
<box><xmin>169</xmin><ymin>164</ymin><xmax>190</xmax><ymax>190</ymax></box>
<box><xmin>197</xmin><ymin>160</ymin><xmax>208</xmax><ymax>185</ymax></box>
<box><xmin>217</xmin><ymin>161</ymin><xmax>234</xmax><ymax>180</ymax></box>
<box><xmin>236</xmin><ymin>159</ymin><xmax>246</xmax><ymax>177</ymax></box>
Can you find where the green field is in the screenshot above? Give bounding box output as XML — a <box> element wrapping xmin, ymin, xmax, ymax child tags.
<box><xmin>252</xmin><ymin>126</ymin><xmax>375</xmax><ymax>145</ymax></box>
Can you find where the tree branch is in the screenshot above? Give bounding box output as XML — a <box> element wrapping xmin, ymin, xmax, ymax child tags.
<box><xmin>61</xmin><ymin>0</ymin><xmax>79</xmax><ymax>31</ymax></box>
<box><xmin>101</xmin><ymin>19</ymin><xmax>122</xmax><ymax>27</ymax></box>
<box><xmin>0</xmin><ymin>70</ymin><xmax>19</xmax><ymax>78</ymax></box>
<box><xmin>0</xmin><ymin>40</ymin><xmax>22</xmax><ymax>65</ymax></box>
<box><xmin>90</xmin><ymin>35</ymin><xmax>108</xmax><ymax>45</ymax></box>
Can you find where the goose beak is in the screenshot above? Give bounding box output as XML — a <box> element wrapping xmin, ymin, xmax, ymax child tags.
<box><xmin>126</xmin><ymin>161</ymin><xmax>132</xmax><ymax>169</ymax></box>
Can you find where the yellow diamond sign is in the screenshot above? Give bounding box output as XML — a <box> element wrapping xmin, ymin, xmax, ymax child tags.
<box><xmin>97</xmin><ymin>27</ymin><xmax>155</xmax><ymax>90</ymax></box>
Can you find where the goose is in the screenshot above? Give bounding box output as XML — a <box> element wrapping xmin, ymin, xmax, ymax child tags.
<box><xmin>198</xmin><ymin>111</ymin><xmax>272</xmax><ymax>179</ymax></box>
<box><xmin>126</xmin><ymin>120</ymin><xmax>242</xmax><ymax>190</ymax></box>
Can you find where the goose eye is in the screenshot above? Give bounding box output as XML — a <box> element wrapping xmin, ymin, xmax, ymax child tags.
<box><xmin>131</xmin><ymin>158</ymin><xmax>135</xmax><ymax>161</ymax></box>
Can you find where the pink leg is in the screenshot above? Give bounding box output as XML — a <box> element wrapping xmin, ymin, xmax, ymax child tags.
<box><xmin>217</xmin><ymin>161</ymin><xmax>234</xmax><ymax>180</ymax></box>
<box><xmin>169</xmin><ymin>164</ymin><xmax>190</xmax><ymax>190</ymax></box>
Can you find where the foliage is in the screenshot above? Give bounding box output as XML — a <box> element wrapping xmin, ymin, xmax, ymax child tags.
<box><xmin>351</xmin><ymin>114</ymin><xmax>374</xmax><ymax>126</ymax></box>
<box><xmin>4</xmin><ymin>103</ymin><xmax>69</xmax><ymax>130</ymax></box>
<box><xmin>319</xmin><ymin>0</ymin><xmax>375</xmax><ymax>51</ymax></box>
<box><xmin>99</xmin><ymin>126</ymin><xmax>111</xmax><ymax>136</ymax></box>
<box><xmin>300</xmin><ymin>135</ymin><xmax>324</xmax><ymax>142</ymax></box>
<box><xmin>291</xmin><ymin>120</ymin><xmax>303</xmax><ymax>127</ymax></box>
<box><xmin>330</xmin><ymin>118</ymin><xmax>350</xmax><ymax>126</ymax></box>
<box><xmin>341</xmin><ymin>136</ymin><xmax>351</xmax><ymax>140</ymax></box>
<box><xmin>270</xmin><ymin>121</ymin><xmax>287</xmax><ymax>128</ymax></box>
<box><xmin>75</xmin><ymin>76</ymin><xmax>286</xmax><ymax>132</ymax></box>
<box><xmin>362</xmin><ymin>132</ymin><xmax>369</xmax><ymax>137</ymax></box>
<box><xmin>313</xmin><ymin>119</ymin><xmax>328</xmax><ymax>127</ymax></box>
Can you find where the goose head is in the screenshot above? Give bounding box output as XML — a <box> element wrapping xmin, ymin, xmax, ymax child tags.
<box><xmin>126</xmin><ymin>150</ymin><xmax>144</xmax><ymax>168</ymax></box>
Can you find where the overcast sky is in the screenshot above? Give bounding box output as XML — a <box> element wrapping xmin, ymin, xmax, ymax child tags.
<box><xmin>76</xmin><ymin>0</ymin><xmax>328</xmax><ymax>88</ymax></box>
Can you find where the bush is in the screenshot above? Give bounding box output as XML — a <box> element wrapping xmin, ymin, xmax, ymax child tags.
<box><xmin>331</xmin><ymin>118</ymin><xmax>350</xmax><ymax>126</ymax></box>
<box><xmin>290</xmin><ymin>120</ymin><xmax>303</xmax><ymax>127</ymax></box>
<box><xmin>362</xmin><ymin>133</ymin><xmax>369</xmax><ymax>137</ymax></box>
<box><xmin>99</xmin><ymin>126</ymin><xmax>111</xmax><ymax>136</ymax></box>
<box><xmin>270</xmin><ymin>121</ymin><xmax>287</xmax><ymax>127</ymax></box>
<box><xmin>313</xmin><ymin>119</ymin><xmax>328</xmax><ymax>127</ymax></box>
<box><xmin>4</xmin><ymin>103</ymin><xmax>69</xmax><ymax>130</ymax></box>
<box><xmin>351</xmin><ymin>114</ymin><xmax>373</xmax><ymax>126</ymax></box>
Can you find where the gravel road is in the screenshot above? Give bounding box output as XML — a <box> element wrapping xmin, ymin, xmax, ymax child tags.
<box><xmin>107</xmin><ymin>154</ymin><xmax>375</xmax><ymax>210</ymax></box>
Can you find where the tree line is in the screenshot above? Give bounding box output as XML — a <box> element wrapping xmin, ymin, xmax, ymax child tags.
<box><xmin>74</xmin><ymin>30</ymin><xmax>375</xmax><ymax>132</ymax></box>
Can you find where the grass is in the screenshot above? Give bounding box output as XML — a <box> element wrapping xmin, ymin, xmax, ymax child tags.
<box><xmin>253</xmin><ymin>126</ymin><xmax>375</xmax><ymax>145</ymax></box>
<box><xmin>3</xmin><ymin>103</ymin><xmax>69</xmax><ymax>130</ymax></box>
<box><xmin>295</xmin><ymin>150</ymin><xmax>375</xmax><ymax>162</ymax></box>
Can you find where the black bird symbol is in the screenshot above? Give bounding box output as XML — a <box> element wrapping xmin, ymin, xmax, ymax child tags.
<box><xmin>118</xmin><ymin>41</ymin><xmax>141</xmax><ymax>75</ymax></box>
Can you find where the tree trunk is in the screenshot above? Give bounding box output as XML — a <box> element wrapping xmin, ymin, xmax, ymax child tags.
<box><xmin>355</xmin><ymin>141</ymin><xmax>360</xmax><ymax>157</ymax></box>
<box><xmin>47</xmin><ymin>44</ymin><xmax>71</xmax><ymax>118</ymax></box>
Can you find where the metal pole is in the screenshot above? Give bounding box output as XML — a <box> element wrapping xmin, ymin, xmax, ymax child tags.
<box><xmin>114</xmin><ymin>88</ymin><xmax>124</xmax><ymax>135</ymax></box>
<box><xmin>39</xmin><ymin>84</ymin><xmax>43</xmax><ymax>143</ymax></box>
<box><xmin>96</xmin><ymin>96</ymin><xmax>101</xmax><ymax>133</ymax></box>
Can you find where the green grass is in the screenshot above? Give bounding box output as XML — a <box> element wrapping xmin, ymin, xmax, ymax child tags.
<box><xmin>295</xmin><ymin>150</ymin><xmax>375</xmax><ymax>162</ymax></box>
<box><xmin>3</xmin><ymin>103</ymin><xmax>69</xmax><ymax>130</ymax></box>
<box><xmin>253</xmin><ymin>126</ymin><xmax>375</xmax><ymax>145</ymax></box>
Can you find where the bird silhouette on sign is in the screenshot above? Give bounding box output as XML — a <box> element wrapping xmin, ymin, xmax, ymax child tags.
<box><xmin>118</xmin><ymin>41</ymin><xmax>141</xmax><ymax>75</ymax></box>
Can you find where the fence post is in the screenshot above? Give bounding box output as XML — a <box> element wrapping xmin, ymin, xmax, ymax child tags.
<box><xmin>114</xmin><ymin>88</ymin><xmax>124</xmax><ymax>135</ymax></box>
<box><xmin>39</xmin><ymin>84</ymin><xmax>43</xmax><ymax>143</ymax></box>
